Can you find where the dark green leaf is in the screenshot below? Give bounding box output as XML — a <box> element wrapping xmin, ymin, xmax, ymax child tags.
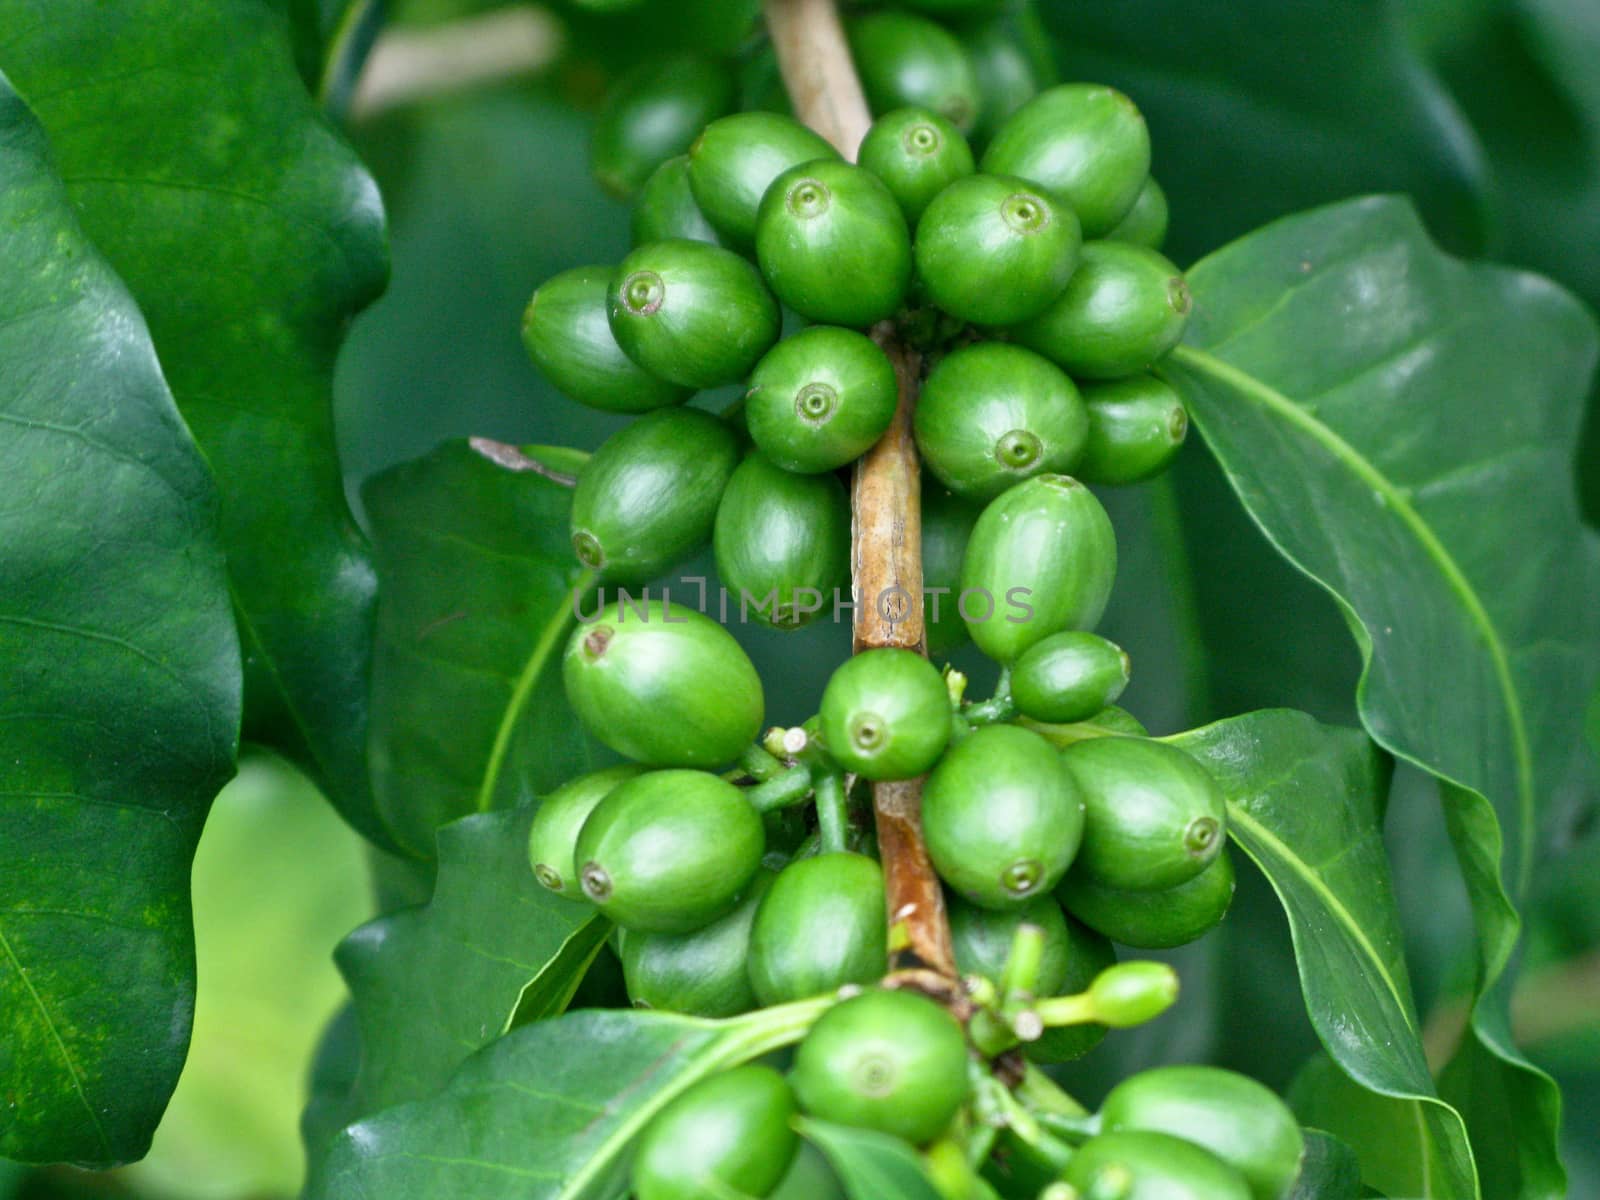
<box><xmin>797</xmin><ymin>1121</ymin><xmax>944</xmax><ymax>1200</ymax></box>
<box><xmin>0</xmin><ymin>77</ymin><xmax>240</xmax><ymax>1165</ymax></box>
<box><xmin>332</xmin><ymin>805</ymin><xmax>609</xmax><ymax>1124</ymax></box>
<box><xmin>1042</xmin><ymin>1</ymin><xmax>1491</xmax><ymax>264</ymax></box>
<box><xmin>1169</xmin><ymin>196</ymin><xmax>1600</xmax><ymax>1198</ymax></box>
<box><xmin>1171</xmin><ymin>711</ymin><xmax>1474</xmax><ymax>1197</ymax></box>
<box><xmin>0</xmin><ymin>0</ymin><xmax>394</xmax><ymax>848</ymax></box>
<box><xmin>363</xmin><ymin>438</ymin><xmax>596</xmax><ymax>857</ymax></box>
<box><xmin>307</xmin><ymin>999</ymin><xmax>831</xmax><ymax>1199</ymax></box>
<box><xmin>1288</xmin><ymin>1128</ymin><xmax>1364</xmax><ymax>1200</ymax></box>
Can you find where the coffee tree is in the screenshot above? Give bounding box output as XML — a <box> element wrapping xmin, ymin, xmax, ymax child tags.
<box><xmin>2</xmin><ymin>1</ymin><xmax>1598</xmax><ymax>1198</ymax></box>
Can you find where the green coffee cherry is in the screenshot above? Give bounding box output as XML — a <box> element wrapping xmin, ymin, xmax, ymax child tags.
<box><xmin>1010</xmin><ymin>631</ymin><xmax>1131</xmax><ymax>724</ymax></box>
<box><xmin>791</xmin><ymin>988</ymin><xmax>971</xmax><ymax>1144</ymax></box>
<box><xmin>609</xmin><ymin>239</ymin><xmax>780</xmax><ymax>388</ymax></box>
<box><xmin>575</xmin><ymin>769</ymin><xmax>764</xmax><ymax>933</ymax></box>
<box><xmin>529</xmin><ymin>764</ymin><xmax>647</xmax><ymax>897</ymax></box>
<box><xmin>1087</xmin><ymin>961</ymin><xmax>1179</xmax><ymax>1028</ymax></box>
<box><xmin>948</xmin><ymin>893</ymin><xmax>1072</xmax><ymax>993</ymax></box>
<box><xmin>1060</xmin><ymin>846</ymin><xmax>1235</xmax><ymax>950</ymax></box>
<box><xmin>1064</xmin><ymin>1130</ymin><xmax>1252</xmax><ymax>1200</ymax></box>
<box><xmin>756</xmin><ymin>160</ymin><xmax>912</xmax><ymax>327</ymax></box>
<box><xmin>570</xmin><ymin>407</ymin><xmax>739</xmax><ymax>583</ymax></box>
<box><xmin>914</xmin><ymin>342</ymin><xmax>1088</xmax><ymax>500</ymax></box>
<box><xmin>632</xmin><ymin>1065</ymin><xmax>799</xmax><ymax>1200</ymax></box>
<box><xmin>848</xmin><ymin>10</ymin><xmax>983</xmax><ymax>135</ymax></box>
<box><xmin>562</xmin><ymin>599</ymin><xmax>763</xmax><ymax>768</ymax></box>
<box><xmin>592</xmin><ymin>53</ymin><xmax>736</xmax><ymax>200</ymax></box>
<box><xmin>858</xmin><ymin>107</ymin><xmax>975</xmax><ymax>224</ymax></box>
<box><xmin>746</xmin><ymin>326</ymin><xmax>898</xmax><ymax>474</ymax></box>
<box><xmin>748</xmin><ymin>852</ymin><xmax>887</xmax><ymax>1004</ymax></box>
<box><xmin>1012</xmin><ymin>241</ymin><xmax>1191</xmax><ymax>380</ymax></box>
<box><xmin>981</xmin><ymin>84</ymin><xmax>1151</xmax><ymax>237</ymax></box>
<box><xmin>1062</xmin><ymin>737</ymin><xmax>1226</xmax><ymax>892</ymax></box>
<box><xmin>1100</xmin><ymin>1067</ymin><xmax>1305</xmax><ymax>1200</ymax></box>
<box><xmin>632</xmin><ymin>155</ymin><xmax>725</xmax><ymax>248</ymax></box>
<box><xmin>924</xmin><ymin>724</ymin><xmax>1084</xmax><ymax>908</ymax></box>
<box><xmin>922</xmin><ymin>482</ymin><xmax>981</xmax><ymax>656</ymax></box>
<box><xmin>621</xmin><ymin>870</ymin><xmax>772</xmax><ymax>1017</ymax></box>
<box><xmin>914</xmin><ymin>173</ymin><xmax>1080</xmax><ymax>326</ymax></box>
<box><xmin>960</xmin><ymin>475</ymin><xmax>1117</xmax><ymax>663</ymax></box>
<box><xmin>1106</xmin><ymin>176</ymin><xmax>1169</xmax><ymax>250</ymax></box>
<box><xmin>714</xmin><ymin>453</ymin><xmax>850</xmax><ymax>630</ymax></box>
<box><xmin>959</xmin><ymin>13</ymin><xmax>1056</xmax><ymax>147</ymax></box>
<box><xmin>688</xmin><ymin>112</ymin><xmax>840</xmax><ymax>249</ymax></box>
<box><xmin>1077</xmin><ymin>374</ymin><xmax>1189</xmax><ymax>485</ymax></box>
<box><xmin>819</xmin><ymin>648</ymin><xmax>952</xmax><ymax>781</ymax></box>
<box><xmin>522</xmin><ymin>266</ymin><xmax>691</xmax><ymax>413</ymax></box>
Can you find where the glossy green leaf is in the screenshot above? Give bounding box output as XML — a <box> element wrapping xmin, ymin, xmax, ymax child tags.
<box><xmin>797</xmin><ymin>1121</ymin><xmax>944</xmax><ymax>1200</ymax></box>
<box><xmin>363</xmin><ymin>438</ymin><xmax>596</xmax><ymax>858</ymax></box>
<box><xmin>1168</xmin><ymin>196</ymin><xmax>1600</xmax><ymax>1198</ymax></box>
<box><xmin>0</xmin><ymin>77</ymin><xmax>240</xmax><ymax>1165</ymax></box>
<box><xmin>1043</xmin><ymin>1</ymin><xmax>1490</xmax><ymax>264</ymax></box>
<box><xmin>0</xmin><ymin>0</ymin><xmax>393</xmax><ymax>847</ymax></box>
<box><xmin>331</xmin><ymin>804</ymin><xmax>609</xmax><ymax>1129</ymax></box>
<box><xmin>1171</xmin><ymin>711</ymin><xmax>1475</xmax><ymax>1197</ymax></box>
<box><xmin>307</xmin><ymin>998</ymin><xmax>831</xmax><ymax>1199</ymax></box>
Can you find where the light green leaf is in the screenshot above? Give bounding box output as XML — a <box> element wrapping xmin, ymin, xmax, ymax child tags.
<box><xmin>307</xmin><ymin>999</ymin><xmax>831</xmax><ymax>1199</ymax></box>
<box><xmin>1168</xmin><ymin>195</ymin><xmax>1600</xmax><ymax>1198</ymax></box>
<box><xmin>362</xmin><ymin>438</ymin><xmax>596</xmax><ymax>858</ymax></box>
<box><xmin>797</xmin><ymin>1121</ymin><xmax>945</xmax><ymax>1200</ymax></box>
<box><xmin>0</xmin><ymin>0</ymin><xmax>394</xmax><ymax>848</ymax></box>
<box><xmin>0</xmin><ymin>76</ymin><xmax>240</xmax><ymax>1165</ymax></box>
<box><xmin>1172</xmin><ymin>710</ymin><xmax>1475</xmax><ymax>1197</ymax></box>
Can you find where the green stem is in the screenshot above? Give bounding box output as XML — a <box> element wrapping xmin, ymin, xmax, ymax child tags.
<box><xmin>1000</xmin><ymin>922</ymin><xmax>1046</xmax><ymax>999</ymax></box>
<box><xmin>963</xmin><ymin>667</ymin><xmax>1015</xmax><ymax>725</ymax></box>
<box><xmin>1034</xmin><ymin>993</ymin><xmax>1097</xmax><ymax>1027</ymax></box>
<box><xmin>814</xmin><ymin>771</ymin><xmax>849</xmax><ymax>853</ymax></box>
<box><xmin>476</xmin><ymin>569</ymin><xmax>595</xmax><ymax>812</ymax></box>
<box><xmin>745</xmin><ymin>765</ymin><xmax>815</xmax><ymax>813</ymax></box>
<box><xmin>1016</xmin><ymin>1064</ymin><xmax>1091</xmax><ymax>1119</ymax></box>
<box><xmin>740</xmin><ymin>743</ymin><xmax>788</xmax><ymax>782</ymax></box>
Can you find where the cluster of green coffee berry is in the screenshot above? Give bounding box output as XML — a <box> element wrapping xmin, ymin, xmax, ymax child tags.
<box><xmin>514</xmin><ymin>4</ymin><xmax>1285</xmax><ymax>1195</ymax></box>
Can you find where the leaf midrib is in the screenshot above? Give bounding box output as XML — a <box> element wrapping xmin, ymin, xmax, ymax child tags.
<box><xmin>1172</xmin><ymin>343</ymin><xmax>1536</xmax><ymax>894</ymax></box>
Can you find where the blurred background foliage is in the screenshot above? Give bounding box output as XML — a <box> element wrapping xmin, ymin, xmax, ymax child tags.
<box><xmin>6</xmin><ymin>0</ymin><xmax>1597</xmax><ymax>1195</ymax></box>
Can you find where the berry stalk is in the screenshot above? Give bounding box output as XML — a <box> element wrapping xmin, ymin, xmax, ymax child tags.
<box><xmin>764</xmin><ymin>0</ymin><xmax>955</xmax><ymax>980</ymax></box>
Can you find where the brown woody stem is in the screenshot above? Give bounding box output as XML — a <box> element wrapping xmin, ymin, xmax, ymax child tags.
<box><xmin>765</xmin><ymin>0</ymin><xmax>956</xmax><ymax>981</ymax></box>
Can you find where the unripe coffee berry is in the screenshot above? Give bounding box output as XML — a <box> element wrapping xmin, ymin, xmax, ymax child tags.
<box><xmin>982</xmin><ymin>83</ymin><xmax>1151</xmax><ymax>237</ymax></box>
<box><xmin>756</xmin><ymin>159</ymin><xmax>911</xmax><ymax>327</ymax></box>
<box><xmin>914</xmin><ymin>342</ymin><xmax>1088</xmax><ymax>500</ymax></box>
<box><xmin>819</xmin><ymin>649</ymin><xmax>951</xmax><ymax>781</ymax></box>
<box><xmin>858</xmin><ymin>107</ymin><xmax>975</xmax><ymax>224</ymax></box>
<box><xmin>746</xmin><ymin>326</ymin><xmax>898</xmax><ymax>474</ymax></box>
<box><xmin>523</xmin><ymin>265</ymin><xmax>691</xmax><ymax>413</ymax></box>
<box><xmin>914</xmin><ymin>173</ymin><xmax>1080</xmax><ymax>326</ymax></box>
<box><xmin>688</xmin><ymin>111</ymin><xmax>839</xmax><ymax>249</ymax></box>
<box><xmin>1011</xmin><ymin>241</ymin><xmax>1191</xmax><ymax>380</ymax></box>
<box><xmin>609</xmin><ymin>239</ymin><xmax>779</xmax><ymax>388</ymax></box>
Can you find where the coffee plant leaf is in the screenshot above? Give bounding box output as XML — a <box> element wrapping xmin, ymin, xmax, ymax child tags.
<box><xmin>1286</xmin><ymin>1129</ymin><xmax>1364</xmax><ymax>1200</ymax></box>
<box><xmin>796</xmin><ymin>1121</ymin><xmax>944</xmax><ymax>1200</ymax></box>
<box><xmin>1172</xmin><ymin>710</ymin><xmax>1475</xmax><ymax>1196</ymax></box>
<box><xmin>363</xmin><ymin>438</ymin><xmax>599</xmax><ymax>858</ymax></box>
<box><xmin>331</xmin><ymin>804</ymin><xmax>610</xmax><ymax>1129</ymax></box>
<box><xmin>0</xmin><ymin>0</ymin><xmax>393</xmax><ymax>848</ymax></box>
<box><xmin>1042</xmin><ymin>0</ymin><xmax>1490</xmax><ymax>264</ymax></box>
<box><xmin>0</xmin><ymin>77</ymin><xmax>240</xmax><ymax>1165</ymax></box>
<box><xmin>1167</xmin><ymin>195</ymin><xmax>1600</xmax><ymax>1199</ymax></box>
<box><xmin>306</xmin><ymin>999</ymin><xmax>831</xmax><ymax>1200</ymax></box>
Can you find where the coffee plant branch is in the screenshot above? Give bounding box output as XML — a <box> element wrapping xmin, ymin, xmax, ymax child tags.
<box><xmin>765</xmin><ymin>0</ymin><xmax>957</xmax><ymax>981</ymax></box>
